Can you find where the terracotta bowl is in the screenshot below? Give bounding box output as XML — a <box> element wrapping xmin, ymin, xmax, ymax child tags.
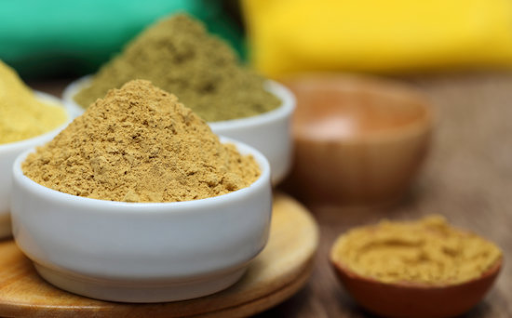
<box><xmin>282</xmin><ymin>74</ymin><xmax>433</xmax><ymax>207</ymax></box>
<box><xmin>330</xmin><ymin>255</ymin><xmax>502</xmax><ymax>318</ymax></box>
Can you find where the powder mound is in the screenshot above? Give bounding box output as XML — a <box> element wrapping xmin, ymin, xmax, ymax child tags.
<box><xmin>0</xmin><ymin>60</ymin><xmax>67</xmax><ymax>144</ymax></box>
<box><xmin>332</xmin><ymin>215</ymin><xmax>502</xmax><ymax>285</ymax></box>
<box><xmin>73</xmin><ymin>14</ymin><xmax>281</xmax><ymax>122</ymax></box>
<box><xmin>23</xmin><ymin>80</ymin><xmax>261</xmax><ymax>203</ymax></box>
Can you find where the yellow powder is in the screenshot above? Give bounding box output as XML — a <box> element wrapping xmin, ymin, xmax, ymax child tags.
<box><xmin>0</xmin><ymin>61</ymin><xmax>67</xmax><ymax>144</ymax></box>
<box><xmin>331</xmin><ymin>215</ymin><xmax>502</xmax><ymax>285</ymax></box>
<box><xmin>22</xmin><ymin>80</ymin><xmax>260</xmax><ymax>203</ymax></box>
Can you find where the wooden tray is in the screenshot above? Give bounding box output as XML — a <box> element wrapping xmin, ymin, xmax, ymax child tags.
<box><xmin>0</xmin><ymin>193</ymin><xmax>318</xmax><ymax>318</ymax></box>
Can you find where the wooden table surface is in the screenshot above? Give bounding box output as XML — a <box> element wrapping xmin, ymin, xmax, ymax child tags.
<box><xmin>30</xmin><ymin>73</ymin><xmax>512</xmax><ymax>318</ymax></box>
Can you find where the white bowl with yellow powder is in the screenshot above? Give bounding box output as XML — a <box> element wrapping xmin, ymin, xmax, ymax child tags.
<box><xmin>11</xmin><ymin>138</ymin><xmax>272</xmax><ymax>303</ymax></box>
<box><xmin>0</xmin><ymin>92</ymin><xmax>69</xmax><ymax>239</ymax></box>
<box><xmin>63</xmin><ymin>77</ymin><xmax>296</xmax><ymax>185</ymax></box>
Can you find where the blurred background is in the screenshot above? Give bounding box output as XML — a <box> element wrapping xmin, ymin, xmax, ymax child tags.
<box><xmin>0</xmin><ymin>0</ymin><xmax>245</xmax><ymax>78</ymax></box>
<box><xmin>2</xmin><ymin>0</ymin><xmax>512</xmax><ymax>79</ymax></box>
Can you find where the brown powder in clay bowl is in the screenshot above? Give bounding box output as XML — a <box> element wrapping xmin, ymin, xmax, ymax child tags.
<box><xmin>22</xmin><ymin>80</ymin><xmax>260</xmax><ymax>203</ymax></box>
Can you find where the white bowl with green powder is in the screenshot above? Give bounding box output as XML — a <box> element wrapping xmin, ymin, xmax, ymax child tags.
<box><xmin>63</xmin><ymin>77</ymin><xmax>295</xmax><ymax>184</ymax></box>
<box><xmin>0</xmin><ymin>92</ymin><xmax>70</xmax><ymax>239</ymax></box>
<box><xmin>61</xmin><ymin>75</ymin><xmax>92</xmax><ymax>118</ymax></box>
<box><xmin>11</xmin><ymin>137</ymin><xmax>271</xmax><ymax>303</ymax></box>
<box><xmin>209</xmin><ymin>80</ymin><xmax>295</xmax><ymax>184</ymax></box>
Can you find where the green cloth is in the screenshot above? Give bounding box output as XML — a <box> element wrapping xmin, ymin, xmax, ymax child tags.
<box><xmin>0</xmin><ymin>0</ymin><xmax>243</xmax><ymax>78</ymax></box>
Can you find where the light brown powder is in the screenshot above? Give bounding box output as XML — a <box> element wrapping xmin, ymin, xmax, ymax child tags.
<box><xmin>331</xmin><ymin>215</ymin><xmax>502</xmax><ymax>285</ymax></box>
<box><xmin>22</xmin><ymin>80</ymin><xmax>260</xmax><ymax>203</ymax></box>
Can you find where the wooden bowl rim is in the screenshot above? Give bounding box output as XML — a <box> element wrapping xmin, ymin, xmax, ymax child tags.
<box><xmin>286</xmin><ymin>73</ymin><xmax>434</xmax><ymax>144</ymax></box>
<box><xmin>330</xmin><ymin>254</ymin><xmax>503</xmax><ymax>290</ymax></box>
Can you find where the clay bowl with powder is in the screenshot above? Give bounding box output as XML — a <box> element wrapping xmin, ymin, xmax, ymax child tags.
<box><xmin>0</xmin><ymin>93</ymin><xmax>70</xmax><ymax>239</ymax></box>
<box><xmin>330</xmin><ymin>218</ymin><xmax>503</xmax><ymax>318</ymax></box>
<box><xmin>282</xmin><ymin>74</ymin><xmax>432</xmax><ymax>207</ymax></box>
<box><xmin>62</xmin><ymin>76</ymin><xmax>296</xmax><ymax>185</ymax></box>
<box><xmin>331</xmin><ymin>253</ymin><xmax>502</xmax><ymax>318</ymax></box>
<box><xmin>11</xmin><ymin>137</ymin><xmax>272</xmax><ymax>303</ymax></box>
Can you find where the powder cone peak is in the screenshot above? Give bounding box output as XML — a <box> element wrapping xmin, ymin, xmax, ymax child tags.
<box><xmin>23</xmin><ymin>80</ymin><xmax>260</xmax><ymax>203</ymax></box>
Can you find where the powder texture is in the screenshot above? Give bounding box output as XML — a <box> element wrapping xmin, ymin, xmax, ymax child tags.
<box><xmin>0</xmin><ymin>61</ymin><xmax>67</xmax><ymax>144</ymax></box>
<box><xmin>23</xmin><ymin>80</ymin><xmax>260</xmax><ymax>203</ymax></box>
<box><xmin>74</xmin><ymin>14</ymin><xmax>280</xmax><ymax>122</ymax></box>
<box><xmin>331</xmin><ymin>215</ymin><xmax>502</xmax><ymax>285</ymax></box>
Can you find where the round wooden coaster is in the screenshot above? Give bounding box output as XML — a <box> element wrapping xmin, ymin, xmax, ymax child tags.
<box><xmin>0</xmin><ymin>193</ymin><xmax>319</xmax><ymax>318</ymax></box>
<box><xmin>0</xmin><ymin>213</ymin><xmax>11</xmax><ymax>240</ymax></box>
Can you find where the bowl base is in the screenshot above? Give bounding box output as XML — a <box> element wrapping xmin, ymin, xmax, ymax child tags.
<box><xmin>34</xmin><ymin>263</ymin><xmax>246</xmax><ymax>303</ymax></box>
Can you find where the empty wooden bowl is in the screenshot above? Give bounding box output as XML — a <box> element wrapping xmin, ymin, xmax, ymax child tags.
<box><xmin>282</xmin><ymin>74</ymin><xmax>433</xmax><ymax>207</ymax></box>
<box><xmin>331</xmin><ymin>255</ymin><xmax>502</xmax><ymax>318</ymax></box>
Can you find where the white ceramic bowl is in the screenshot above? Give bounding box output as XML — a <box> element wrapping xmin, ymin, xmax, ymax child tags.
<box><xmin>209</xmin><ymin>81</ymin><xmax>295</xmax><ymax>185</ymax></box>
<box><xmin>11</xmin><ymin>137</ymin><xmax>272</xmax><ymax>303</ymax></box>
<box><xmin>61</xmin><ymin>76</ymin><xmax>91</xmax><ymax>118</ymax></box>
<box><xmin>63</xmin><ymin>76</ymin><xmax>296</xmax><ymax>185</ymax></box>
<box><xmin>0</xmin><ymin>93</ymin><xmax>70</xmax><ymax>239</ymax></box>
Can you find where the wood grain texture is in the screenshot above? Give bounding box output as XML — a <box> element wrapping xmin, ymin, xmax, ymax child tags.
<box><xmin>29</xmin><ymin>74</ymin><xmax>512</xmax><ymax>317</ymax></box>
<box><xmin>0</xmin><ymin>193</ymin><xmax>319</xmax><ymax>318</ymax></box>
<box><xmin>258</xmin><ymin>73</ymin><xmax>512</xmax><ymax>318</ymax></box>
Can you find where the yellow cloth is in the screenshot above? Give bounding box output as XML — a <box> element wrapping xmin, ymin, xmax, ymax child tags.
<box><xmin>242</xmin><ymin>0</ymin><xmax>512</xmax><ymax>76</ymax></box>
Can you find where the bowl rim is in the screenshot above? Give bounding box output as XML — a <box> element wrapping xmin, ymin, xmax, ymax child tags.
<box><xmin>330</xmin><ymin>239</ymin><xmax>503</xmax><ymax>290</ymax></box>
<box><xmin>209</xmin><ymin>80</ymin><xmax>296</xmax><ymax>130</ymax></box>
<box><xmin>62</xmin><ymin>75</ymin><xmax>296</xmax><ymax>128</ymax></box>
<box><xmin>13</xmin><ymin>136</ymin><xmax>271</xmax><ymax>214</ymax></box>
<box><xmin>0</xmin><ymin>92</ymin><xmax>70</xmax><ymax>153</ymax></box>
<box><xmin>331</xmin><ymin>256</ymin><xmax>503</xmax><ymax>290</ymax></box>
<box><xmin>287</xmin><ymin>73</ymin><xmax>434</xmax><ymax>144</ymax></box>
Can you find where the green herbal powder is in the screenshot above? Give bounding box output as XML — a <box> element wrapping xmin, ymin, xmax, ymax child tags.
<box><xmin>74</xmin><ymin>14</ymin><xmax>280</xmax><ymax>122</ymax></box>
